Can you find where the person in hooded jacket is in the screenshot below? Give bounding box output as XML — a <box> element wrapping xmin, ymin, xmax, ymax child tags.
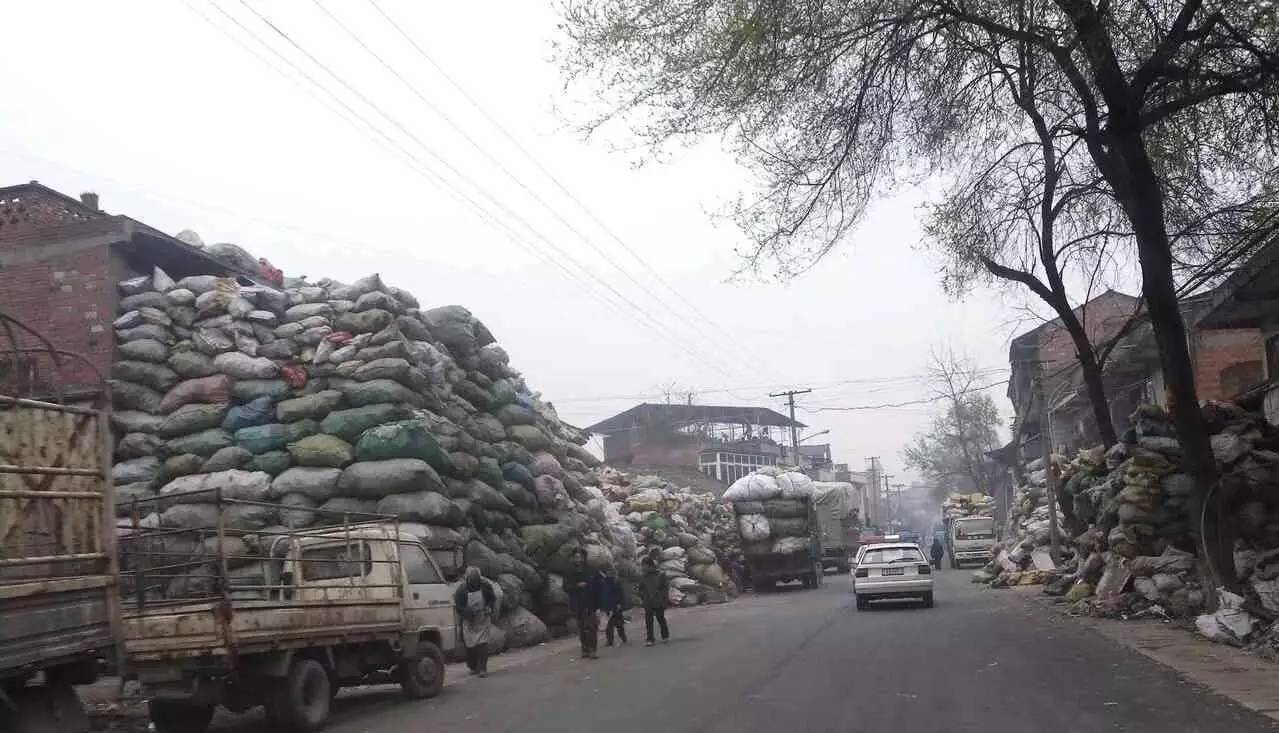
<box><xmin>638</xmin><ymin>557</ymin><xmax>670</xmax><ymax>646</ymax></box>
<box><xmin>453</xmin><ymin>566</ymin><xmax>498</xmax><ymax>677</ymax></box>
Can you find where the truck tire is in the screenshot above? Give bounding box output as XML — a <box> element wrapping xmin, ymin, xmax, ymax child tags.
<box><xmin>855</xmin><ymin>596</ymin><xmax>867</xmax><ymax>611</ymax></box>
<box><xmin>399</xmin><ymin>641</ymin><xmax>445</xmax><ymax>699</ymax></box>
<box><xmin>923</xmin><ymin>591</ymin><xmax>935</xmax><ymax>609</ymax></box>
<box><xmin>149</xmin><ymin>699</ymin><xmax>214</xmax><ymax>733</ymax></box>
<box><xmin>279</xmin><ymin>658</ymin><xmax>332</xmax><ymax>732</ymax></box>
<box><xmin>755</xmin><ymin>580</ymin><xmax>774</xmax><ymax>593</ymax></box>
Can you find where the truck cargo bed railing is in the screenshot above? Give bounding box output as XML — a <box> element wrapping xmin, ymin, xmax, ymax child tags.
<box><xmin>117</xmin><ymin>489</ymin><xmax>405</xmax><ymax>616</ymax></box>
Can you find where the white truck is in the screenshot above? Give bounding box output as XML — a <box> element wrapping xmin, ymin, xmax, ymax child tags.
<box><xmin>118</xmin><ymin>492</ymin><xmax>460</xmax><ymax>733</ymax></box>
<box><xmin>946</xmin><ymin>515</ymin><xmax>996</xmax><ymax>568</ymax></box>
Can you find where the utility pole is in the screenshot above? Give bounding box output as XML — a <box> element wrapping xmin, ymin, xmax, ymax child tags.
<box><xmin>865</xmin><ymin>457</ymin><xmax>881</xmax><ymax>526</ymax></box>
<box><xmin>893</xmin><ymin>483</ymin><xmax>906</xmax><ymax>525</ymax></box>
<box><xmin>1037</xmin><ymin>367</ymin><xmax>1061</xmax><ymax>565</ymax></box>
<box><xmin>770</xmin><ymin>388</ymin><xmax>812</xmax><ymax>469</ymax></box>
<box><xmin>882</xmin><ymin>473</ymin><xmax>894</xmax><ymax>524</ymax></box>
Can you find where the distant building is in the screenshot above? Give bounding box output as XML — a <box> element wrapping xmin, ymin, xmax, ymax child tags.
<box><xmin>584</xmin><ymin>403</ymin><xmax>805</xmax><ymax>485</ymax></box>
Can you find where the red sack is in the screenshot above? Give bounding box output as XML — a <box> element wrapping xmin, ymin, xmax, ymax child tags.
<box><xmin>325</xmin><ymin>331</ymin><xmax>354</xmax><ymax>345</ymax></box>
<box><xmin>257</xmin><ymin>257</ymin><xmax>284</xmax><ymax>287</ymax></box>
<box><xmin>281</xmin><ymin>363</ymin><xmax>308</xmax><ymax>389</ymax></box>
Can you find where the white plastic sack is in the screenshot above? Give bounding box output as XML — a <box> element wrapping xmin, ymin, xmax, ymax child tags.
<box><xmin>776</xmin><ymin>471</ymin><xmax>815</xmax><ymax>499</ymax></box>
<box><xmin>737</xmin><ymin>514</ymin><xmax>771</xmax><ymax>541</ymax></box>
<box><xmin>724</xmin><ymin>473</ymin><xmax>782</xmax><ymax>502</ymax></box>
<box><xmin>771</xmin><ymin>536</ymin><xmax>809</xmax><ymax>555</ymax></box>
<box><xmin>1194</xmin><ymin>589</ymin><xmax>1256</xmax><ymax>644</ymax></box>
<box><xmin>158</xmin><ymin>470</ymin><xmax>272</xmax><ymax>503</ymax></box>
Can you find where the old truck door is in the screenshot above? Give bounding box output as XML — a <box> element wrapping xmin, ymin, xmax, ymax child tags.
<box><xmin>397</xmin><ymin>542</ymin><xmax>457</xmax><ymax>651</ymax></box>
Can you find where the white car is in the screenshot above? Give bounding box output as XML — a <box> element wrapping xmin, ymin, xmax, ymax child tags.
<box><xmin>852</xmin><ymin>542</ymin><xmax>934</xmax><ymax>610</ymax></box>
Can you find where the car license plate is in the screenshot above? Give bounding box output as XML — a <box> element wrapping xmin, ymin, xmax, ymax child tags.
<box><xmin>882</xmin><ymin>567</ymin><xmax>904</xmax><ymax>576</ymax></box>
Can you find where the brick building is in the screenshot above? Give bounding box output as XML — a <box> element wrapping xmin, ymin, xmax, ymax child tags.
<box><xmin>1002</xmin><ymin>282</ymin><xmax>1269</xmax><ymax>460</ymax></box>
<box><xmin>0</xmin><ymin>182</ymin><xmax>258</xmax><ymax>397</ymax></box>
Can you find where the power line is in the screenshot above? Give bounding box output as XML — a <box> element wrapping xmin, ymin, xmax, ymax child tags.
<box><xmin>364</xmin><ymin>0</ymin><xmax>780</xmax><ymax>375</ymax></box>
<box><xmin>194</xmin><ymin>1</ymin><xmax>751</xmax><ymax>385</ymax></box>
<box><xmin>313</xmin><ymin>0</ymin><xmax>772</xmax><ymax>379</ymax></box>
<box><xmin>234</xmin><ymin>0</ymin><xmax>756</xmax><ymax>385</ymax></box>
<box><xmin>802</xmin><ymin>379</ymin><xmax>1010</xmax><ymax>412</ymax></box>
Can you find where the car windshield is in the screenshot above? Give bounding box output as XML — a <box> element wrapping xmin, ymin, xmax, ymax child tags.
<box><xmin>861</xmin><ymin>548</ymin><xmax>925</xmax><ymax>565</ymax></box>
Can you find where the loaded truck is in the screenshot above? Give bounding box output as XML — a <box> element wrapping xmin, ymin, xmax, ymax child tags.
<box><xmin>727</xmin><ymin>471</ymin><xmax>824</xmax><ymax>591</ymax></box>
<box><xmin>812</xmin><ymin>482</ymin><xmax>862</xmax><ymax>572</ymax></box>
<box><xmin>1</xmin><ymin>386</ymin><xmax>119</xmax><ymax>732</ymax></box>
<box><xmin>946</xmin><ymin>515</ymin><xmax>997</xmax><ymax>568</ymax></box>
<box><xmin>117</xmin><ymin>490</ymin><xmax>461</xmax><ymax>733</ymax></box>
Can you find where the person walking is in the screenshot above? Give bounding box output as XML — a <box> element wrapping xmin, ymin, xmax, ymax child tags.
<box><xmin>638</xmin><ymin>557</ymin><xmax>670</xmax><ymax>646</ymax></box>
<box><xmin>565</xmin><ymin>548</ymin><xmax>603</xmax><ymax>659</ymax></box>
<box><xmin>453</xmin><ymin>567</ymin><xmax>497</xmax><ymax>677</ymax></box>
<box><xmin>930</xmin><ymin>537</ymin><xmax>945</xmax><ymax>570</ymax></box>
<box><xmin>601</xmin><ymin>568</ymin><xmax>628</xmax><ymax>646</ymax></box>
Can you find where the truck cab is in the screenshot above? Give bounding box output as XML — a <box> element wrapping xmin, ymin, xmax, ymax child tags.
<box><xmin>947</xmin><ymin>516</ymin><xmax>996</xmax><ymax>568</ymax></box>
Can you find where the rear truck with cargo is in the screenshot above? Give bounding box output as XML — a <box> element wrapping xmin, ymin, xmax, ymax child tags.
<box><xmin>812</xmin><ymin>482</ymin><xmax>862</xmax><ymax>572</ymax></box>
<box><xmin>117</xmin><ymin>490</ymin><xmax>460</xmax><ymax>733</ymax></box>
<box><xmin>947</xmin><ymin>515</ymin><xmax>997</xmax><ymax>568</ymax></box>
<box><xmin>725</xmin><ymin>469</ymin><xmax>823</xmax><ymax>591</ymax></box>
<box><xmin>0</xmin><ymin>333</ymin><xmax>119</xmax><ymax>733</ymax></box>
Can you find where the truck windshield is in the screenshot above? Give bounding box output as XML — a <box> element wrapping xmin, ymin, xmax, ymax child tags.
<box><xmin>956</xmin><ymin>519</ymin><xmax>994</xmax><ymax>539</ymax></box>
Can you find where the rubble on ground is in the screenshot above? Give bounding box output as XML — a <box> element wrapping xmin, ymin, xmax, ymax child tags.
<box><xmin>106</xmin><ymin>247</ymin><xmax>669</xmax><ymax>649</ymax></box>
<box><xmin>975</xmin><ymin>402</ymin><xmax>1279</xmax><ymax>648</ymax></box>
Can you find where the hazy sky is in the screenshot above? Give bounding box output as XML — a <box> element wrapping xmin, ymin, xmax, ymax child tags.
<box><xmin>0</xmin><ymin>1</ymin><xmax>1035</xmax><ymax>483</ymax></box>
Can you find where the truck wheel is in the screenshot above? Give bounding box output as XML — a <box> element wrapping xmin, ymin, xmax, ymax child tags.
<box><xmin>855</xmin><ymin>597</ymin><xmax>867</xmax><ymax>611</ymax></box>
<box><xmin>923</xmin><ymin>592</ymin><xmax>935</xmax><ymax>609</ymax></box>
<box><xmin>399</xmin><ymin>641</ymin><xmax>445</xmax><ymax>699</ymax></box>
<box><xmin>149</xmin><ymin>699</ymin><xmax>214</xmax><ymax>733</ymax></box>
<box><xmin>280</xmin><ymin>658</ymin><xmax>332</xmax><ymax>732</ymax></box>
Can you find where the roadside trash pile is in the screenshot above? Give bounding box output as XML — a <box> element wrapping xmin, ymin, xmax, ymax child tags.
<box><xmin>972</xmin><ymin>457</ymin><xmax>1069</xmax><ymax>587</ymax></box>
<box><xmin>975</xmin><ymin>402</ymin><xmax>1279</xmax><ymax>647</ymax></box>
<box><xmin>724</xmin><ymin>467</ymin><xmax>816</xmax><ymax>559</ymax></box>
<box><xmin>105</xmin><ymin>248</ymin><xmax>647</xmax><ymax>650</ymax></box>
<box><xmin>597</xmin><ymin>469</ymin><xmax>738</xmax><ymax>606</ymax></box>
<box><xmin>942</xmin><ymin>492</ymin><xmax>995</xmax><ymax>520</ymax></box>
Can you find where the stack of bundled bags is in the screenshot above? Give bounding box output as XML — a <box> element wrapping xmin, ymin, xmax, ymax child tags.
<box><xmin>596</xmin><ymin>470</ymin><xmax>737</xmax><ymax>606</ymax></box>
<box><xmin>942</xmin><ymin>492</ymin><xmax>995</xmax><ymax>521</ymax></box>
<box><xmin>972</xmin><ymin>456</ymin><xmax>1070</xmax><ymax>587</ymax></box>
<box><xmin>723</xmin><ymin>467</ymin><xmax>816</xmax><ymax>559</ymax></box>
<box><xmin>105</xmin><ymin>245</ymin><xmax>647</xmax><ymax>651</ymax></box>
<box><xmin>976</xmin><ymin>402</ymin><xmax>1279</xmax><ymax>651</ymax></box>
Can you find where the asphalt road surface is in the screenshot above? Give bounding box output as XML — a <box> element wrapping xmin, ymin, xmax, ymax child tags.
<box><xmin>208</xmin><ymin>568</ymin><xmax>1276</xmax><ymax>733</ymax></box>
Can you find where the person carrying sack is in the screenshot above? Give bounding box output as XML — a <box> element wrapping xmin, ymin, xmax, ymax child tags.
<box><xmin>638</xmin><ymin>557</ymin><xmax>670</xmax><ymax>646</ymax></box>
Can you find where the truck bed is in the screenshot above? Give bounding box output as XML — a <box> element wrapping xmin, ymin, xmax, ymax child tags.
<box><xmin>123</xmin><ymin>597</ymin><xmax>405</xmax><ymax>662</ymax></box>
<box><xmin>0</xmin><ymin>576</ymin><xmax>115</xmax><ymax>676</ymax></box>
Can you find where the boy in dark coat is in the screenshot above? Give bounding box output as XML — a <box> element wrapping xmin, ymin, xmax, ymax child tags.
<box><xmin>637</xmin><ymin>557</ymin><xmax>670</xmax><ymax>646</ymax></box>
<box><xmin>601</xmin><ymin>568</ymin><xmax>628</xmax><ymax>646</ymax></box>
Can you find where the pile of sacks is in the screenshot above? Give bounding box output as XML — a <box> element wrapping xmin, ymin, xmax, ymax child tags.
<box><xmin>724</xmin><ymin>467</ymin><xmax>816</xmax><ymax>560</ymax></box>
<box><xmin>978</xmin><ymin>403</ymin><xmax>1279</xmax><ymax>643</ymax></box>
<box><xmin>942</xmin><ymin>492</ymin><xmax>995</xmax><ymax>521</ymax></box>
<box><xmin>972</xmin><ymin>456</ymin><xmax>1070</xmax><ymax>587</ymax></box>
<box><xmin>106</xmin><ymin>251</ymin><xmax>641</xmax><ymax>650</ymax></box>
<box><xmin>597</xmin><ymin>470</ymin><xmax>737</xmax><ymax>606</ymax></box>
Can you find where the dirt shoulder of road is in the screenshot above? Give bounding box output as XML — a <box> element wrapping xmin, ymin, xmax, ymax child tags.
<box><xmin>1007</xmin><ymin>585</ymin><xmax>1279</xmax><ymax>723</ymax></box>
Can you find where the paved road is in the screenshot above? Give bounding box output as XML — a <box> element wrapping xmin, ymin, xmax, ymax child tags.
<box><xmin>207</xmin><ymin>568</ymin><xmax>1276</xmax><ymax>733</ymax></box>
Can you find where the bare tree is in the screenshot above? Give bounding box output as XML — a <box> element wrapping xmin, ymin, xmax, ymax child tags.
<box><xmin>559</xmin><ymin>0</ymin><xmax>1279</xmax><ymax>586</ymax></box>
<box><xmin>902</xmin><ymin>350</ymin><xmax>1003</xmax><ymax>502</ymax></box>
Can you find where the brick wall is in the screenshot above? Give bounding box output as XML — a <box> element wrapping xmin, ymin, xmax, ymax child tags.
<box><xmin>1193</xmin><ymin>327</ymin><xmax>1264</xmax><ymax>400</ymax></box>
<box><xmin>0</xmin><ymin>245</ymin><xmax>118</xmax><ymax>394</ymax></box>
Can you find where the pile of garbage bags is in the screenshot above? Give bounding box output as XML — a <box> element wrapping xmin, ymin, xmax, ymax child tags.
<box><xmin>597</xmin><ymin>470</ymin><xmax>738</xmax><ymax>606</ymax></box>
<box><xmin>971</xmin><ymin>456</ymin><xmax>1069</xmax><ymax>587</ymax></box>
<box><xmin>942</xmin><ymin>492</ymin><xmax>995</xmax><ymax>521</ymax></box>
<box><xmin>724</xmin><ymin>467</ymin><xmax>816</xmax><ymax>559</ymax></box>
<box><xmin>976</xmin><ymin>402</ymin><xmax>1279</xmax><ymax>647</ymax></box>
<box><xmin>105</xmin><ymin>247</ymin><xmax>651</xmax><ymax>650</ymax></box>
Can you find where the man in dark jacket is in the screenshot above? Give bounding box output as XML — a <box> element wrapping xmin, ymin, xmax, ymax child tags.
<box><xmin>930</xmin><ymin>537</ymin><xmax>945</xmax><ymax>570</ymax></box>
<box><xmin>638</xmin><ymin>557</ymin><xmax>670</xmax><ymax>646</ymax></box>
<box><xmin>564</xmin><ymin>548</ymin><xmax>603</xmax><ymax>659</ymax></box>
<box><xmin>600</xmin><ymin>568</ymin><xmax>628</xmax><ymax>646</ymax></box>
